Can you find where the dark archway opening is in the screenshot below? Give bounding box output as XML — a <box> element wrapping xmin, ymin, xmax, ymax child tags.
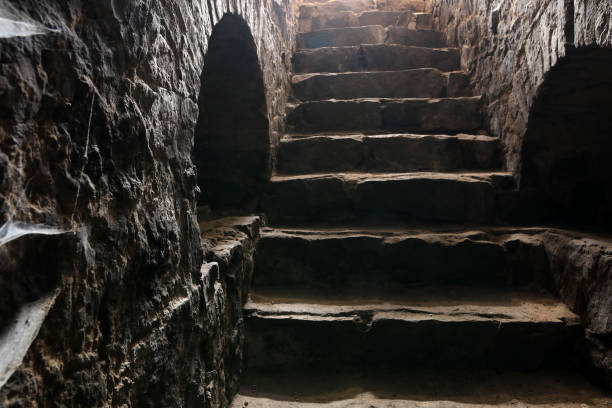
<box><xmin>193</xmin><ymin>13</ymin><xmax>270</xmax><ymax>216</ymax></box>
<box><xmin>519</xmin><ymin>46</ymin><xmax>612</xmax><ymax>230</ymax></box>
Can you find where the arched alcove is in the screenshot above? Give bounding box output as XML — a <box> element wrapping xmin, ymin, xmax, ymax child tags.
<box><xmin>193</xmin><ymin>13</ymin><xmax>270</xmax><ymax>215</ymax></box>
<box><xmin>519</xmin><ymin>46</ymin><xmax>612</xmax><ymax>229</ymax></box>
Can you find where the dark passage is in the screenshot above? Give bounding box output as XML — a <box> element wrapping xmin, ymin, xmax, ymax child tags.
<box><xmin>194</xmin><ymin>13</ymin><xmax>270</xmax><ymax>215</ymax></box>
<box><xmin>520</xmin><ymin>47</ymin><xmax>612</xmax><ymax>228</ymax></box>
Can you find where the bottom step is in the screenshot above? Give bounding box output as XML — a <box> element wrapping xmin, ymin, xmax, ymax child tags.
<box><xmin>232</xmin><ymin>369</ymin><xmax>612</xmax><ymax>407</ymax></box>
<box><xmin>245</xmin><ymin>289</ymin><xmax>580</xmax><ymax>371</ymax></box>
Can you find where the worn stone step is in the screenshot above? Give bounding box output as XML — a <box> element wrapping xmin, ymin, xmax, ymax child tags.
<box><xmin>263</xmin><ymin>171</ymin><xmax>514</xmax><ymax>224</ymax></box>
<box><xmin>299</xmin><ymin>0</ymin><xmax>377</xmax><ymax>18</ymax></box>
<box><xmin>411</xmin><ymin>11</ymin><xmax>433</xmax><ymax>30</ymax></box>
<box><xmin>287</xmin><ymin>97</ymin><xmax>483</xmax><ymax>133</ymax></box>
<box><xmin>299</xmin><ymin>10</ymin><xmax>413</xmax><ymax>33</ymax></box>
<box><xmin>299</xmin><ymin>0</ymin><xmax>424</xmax><ymax>19</ymax></box>
<box><xmin>253</xmin><ymin>227</ymin><xmax>547</xmax><ymax>290</ymax></box>
<box><xmin>292</xmin><ymin>69</ymin><xmax>472</xmax><ymax>100</ymax></box>
<box><xmin>293</xmin><ymin>44</ymin><xmax>460</xmax><ymax>73</ymax></box>
<box><xmin>277</xmin><ymin>133</ymin><xmax>501</xmax><ymax>174</ymax></box>
<box><xmin>232</xmin><ymin>369</ymin><xmax>612</xmax><ymax>407</ymax></box>
<box><xmin>297</xmin><ymin>25</ymin><xmax>445</xmax><ymax>49</ymax></box>
<box><xmin>244</xmin><ymin>289</ymin><xmax>581</xmax><ymax>370</ymax></box>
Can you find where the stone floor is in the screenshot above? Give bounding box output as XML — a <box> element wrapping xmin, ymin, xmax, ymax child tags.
<box><xmin>232</xmin><ymin>369</ymin><xmax>612</xmax><ymax>407</ymax></box>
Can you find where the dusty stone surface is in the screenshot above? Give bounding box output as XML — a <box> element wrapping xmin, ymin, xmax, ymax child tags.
<box><xmin>0</xmin><ymin>0</ymin><xmax>294</xmax><ymax>405</ymax></box>
<box><xmin>232</xmin><ymin>369</ymin><xmax>612</xmax><ymax>407</ymax></box>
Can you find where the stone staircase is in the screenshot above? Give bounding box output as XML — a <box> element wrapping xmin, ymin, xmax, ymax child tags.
<box><xmin>262</xmin><ymin>1</ymin><xmax>515</xmax><ymax>226</ymax></box>
<box><xmin>232</xmin><ymin>1</ymin><xmax>612</xmax><ymax>406</ymax></box>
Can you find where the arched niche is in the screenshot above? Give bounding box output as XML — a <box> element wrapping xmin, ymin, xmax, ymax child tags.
<box><xmin>520</xmin><ymin>46</ymin><xmax>612</xmax><ymax>229</ymax></box>
<box><xmin>193</xmin><ymin>13</ymin><xmax>270</xmax><ymax>216</ymax></box>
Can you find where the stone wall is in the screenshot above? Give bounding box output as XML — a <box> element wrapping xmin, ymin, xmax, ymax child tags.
<box><xmin>543</xmin><ymin>230</ymin><xmax>612</xmax><ymax>389</ymax></box>
<box><xmin>426</xmin><ymin>0</ymin><xmax>612</xmax><ymax>384</ymax></box>
<box><xmin>0</xmin><ymin>0</ymin><xmax>296</xmax><ymax>406</ymax></box>
<box><xmin>428</xmin><ymin>0</ymin><xmax>612</xmax><ymax>176</ymax></box>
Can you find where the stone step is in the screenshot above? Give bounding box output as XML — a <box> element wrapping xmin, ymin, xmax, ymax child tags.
<box><xmin>299</xmin><ymin>0</ymin><xmax>425</xmax><ymax>19</ymax></box>
<box><xmin>277</xmin><ymin>133</ymin><xmax>501</xmax><ymax>174</ymax></box>
<box><xmin>252</xmin><ymin>227</ymin><xmax>545</xmax><ymax>290</ymax></box>
<box><xmin>292</xmin><ymin>69</ymin><xmax>472</xmax><ymax>101</ymax></box>
<box><xmin>412</xmin><ymin>11</ymin><xmax>433</xmax><ymax>30</ymax></box>
<box><xmin>262</xmin><ymin>171</ymin><xmax>515</xmax><ymax>224</ymax></box>
<box><xmin>244</xmin><ymin>289</ymin><xmax>581</xmax><ymax>370</ymax></box>
<box><xmin>299</xmin><ymin>10</ymin><xmax>413</xmax><ymax>33</ymax></box>
<box><xmin>299</xmin><ymin>0</ymin><xmax>377</xmax><ymax>17</ymax></box>
<box><xmin>293</xmin><ymin>44</ymin><xmax>460</xmax><ymax>73</ymax></box>
<box><xmin>297</xmin><ymin>25</ymin><xmax>445</xmax><ymax>49</ymax></box>
<box><xmin>232</xmin><ymin>369</ymin><xmax>612</xmax><ymax>407</ymax></box>
<box><xmin>286</xmin><ymin>97</ymin><xmax>483</xmax><ymax>134</ymax></box>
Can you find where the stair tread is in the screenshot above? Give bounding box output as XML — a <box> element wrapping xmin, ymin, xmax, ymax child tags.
<box><xmin>292</xmin><ymin>67</ymin><xmax>455</xmax><ymax>79</ymax></box>
<box><xmin>294</xmin><ymin>44</ymin><xmax>458</xmax><ymax>52</ymax></box>
<box><xmin>271</xmin><ymin>171</ymin><xmax>512</xmax><ymax>183</ymax></box>
<box><xmin>246</xmin><ymin>287</ymin><xmax>579</xmax><ymax>324</ymax></box>
<box><xmin>303</xmin><ymin>24</ymin><xmax>437</xmax><ymax>34</ymax></box>
<box><xmin>289</xmin><ymin>96</ymin><xmax>479</xmax><ymax>104</ymax></box>
<box><xmin>260</xmin><ymin>224</ymin><xmax>547</xmax><ymax>236</ymax></box>
<box><xmin>284</xmin><ymin>130</ymin><xmax>495</xmax><ymax>137</ymax></box>
<box><xmin>282</xmin><ymin>132</ymin><xmax>498</xmax><ymax>141</ymax></box>
<box><xmin>232</xmin><ymin>369</ymin><xmax>612</xmax><ymax>407</ymax></box>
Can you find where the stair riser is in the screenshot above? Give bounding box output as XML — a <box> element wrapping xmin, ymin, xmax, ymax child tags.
<box><xmin>278</xmin><ymin>135</ymin><xmax>501</xmax><ymax>174</ymax></box>
<box><xmin>299</xmin><ymin>0</ymin><xmax>377</xmax><ymax>18</ymax></box>
<box><xmin>292</xmin><ymin>69</ymin><xmax>448</xmax><ymax>100</ymax></box>
<box><xmin>298</xmin><ymin>11</ymin><xmax>413</xmax><ymax>33</ymax></box>
<box><xmin>298</xmin><ymin>25</ymin><xmax>386</xmax><ymax>49</ymax></box>
<box><xmin>293</xmin><ymin>70</ymin><xmax>472</xmax><ymax>101</ymax></box>
<box><xmin>253</xmin><ymin>232</ymin><xmax>546</xmax><ymax>290</ymax></box>
<box><xmin>287</xmin><ymin>97</ymin><xmax>483</xmax><ymax>133</ymax></box>
<box><xmin>293</xmin><ymin>45</ymin><xmax>460</xmax><ymax>74</ymax></box>
<box><xmin>246</xmin><ymin>317</ymin><xmax>580</xmax><ymax>370</ymax></box>
<box><xmin>297</xmin><ymin>26</ymin><xmax>444</xmax><ymax>49</ymax></box>
<box><xmin>299</xmin><ymin>0</ymin><xmax>425</xmax><ymax>19</ymax></box>
<box><xmin>263</xmin><ymin>175</ymin><xmax>513</xmax><ymax>224</ymax></box>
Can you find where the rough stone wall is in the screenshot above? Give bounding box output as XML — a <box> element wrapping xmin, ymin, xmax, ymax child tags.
<box><xmin>0</xmin><ymin>0</ymin><xmax>295</xmax><ymax>406</ymax></box>
<box><xmin>425</xmin><ymin>0</ymin><xmax>612</xmax><ymax>384</ymax></box>
<box><xmin>428</xmin><ymin>0</ymin><xmax>612</xmax><ymax>176</ymax></box>
<box><xmin>543</xmin><ymin>230</ymin><xmax>612</xmax><ymax>389</ymax></box>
